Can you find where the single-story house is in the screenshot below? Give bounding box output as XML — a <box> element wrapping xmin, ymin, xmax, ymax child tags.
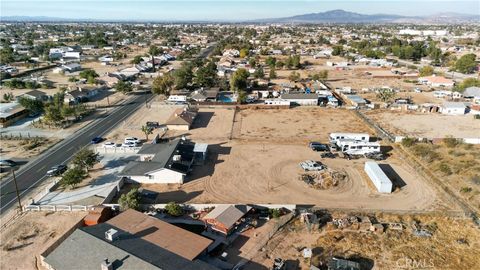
<box><xmin>120</xmin><ymin>139</ymin><xmax>196</xmax><ymax>184</ymax></box>
<box><xmin>63</xmin><ymin>63</ymin><xmax>82</xmax><ymax>73</ymax></box>
<box><xmin>280</xmin><ymin>93</ymin><xmax>319</xmax><ymax>106</ymax></box>
<box><xmin>42</xmin><ymin>209</ymin><xmax>218</xmax><ymax>270</ymax></box>
<box><xmin>418</xmin><ymin>75</ymin><xmax>454</xmax><ymax>88</ymax></box>
<box><xmin>18</xmin><ymin>89</ymin><xmax>49</xmax><ymax>101</ymax></box>
<box><xmin>202</xmin><ymin>204</ymin><xmax>252</xmax><ymax>235</ymax></box>
<box><xmin>97</xmin><ymin>74</ymin><xmax>120</xmax><ymax>87</ymax></box>
<box><xmin>190</xmin><ymin>87</ymin><xmax>220</xmax><ymax>102</ymax></box>
<box><xmin>165</xmin><ymin>107</ymin><xmax>198</xmax><ymax>130</ymax></box>
<box><xmin>0</xmin><ymin>103</ymin><xmax>28</xmax><ymax>127</ymax></box>
<box><xmin>441</xmin><ymin>102</ymin><xmax>467</xmax><ymax>115</ymax></box>
<box><xmin>345</xmin><ymin>95</ymin><xmax>367</xmax><ymax>107</ymax></box>
<box><xmin>64</xmin><ymin>86</ymin><xmax>100</xmax><ymax>104</ymax></box>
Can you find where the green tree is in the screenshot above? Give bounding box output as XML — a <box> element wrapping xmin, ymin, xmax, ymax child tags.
<box><xmin>2</xmin><ymin>92</ymin><xmax>14</xmax><ymax>102</ymax></box>
<box><xmin>419</xmin><ymin>66</ymin><xmax>434</xmax><ymax>77</ymax></box>
<box><xmin>332</xmin><ymin>45</ymin><xmax>344</xmax><ymax>56</ymax></box>
<box><xmin>165</xmin><ymin>202</ymin><xmax>184</xmax><ymax>216</ymax></box>
<box><xmin>239</xmin><ymin>48</ymin><xmax>249</xmax><ymax>58</ymax></box>
<box><xmin>195</xmin><ymin>60</ymin><xmax>217</xmax><ymax>87</ymax></box>
<box><xmin>131</xmin><ymin>55</ymin><xmax>143</xmax><ymax>64</ymax></box>
<box><xmin>60</xmin><ymin>167</ymin><xmax>86</xmax><ymax>189</ymax></box>
<box><xmin>141</xmin><ymin>125</ymin><xmax>153</xmax><ymax>141</ymax></box>
<box><xmin>269</xmin><ymin>67</ymin><xmax>277</xmax><ymax>79</ymax></box>
<box><xmin>455</xmin><ymin>53</ymin><xmax>477</xmax><ymax>74</ymax></box>
<box><xmin>0</xmin><ymin>47</ymin><xmax>15</xmax><ymax>64</ymax></box>
<box><xmin>18</xmin><ymin>97</ymin><xmax>44</xmax><ymax>114</ymax></box>
<box><xmin>152</xmin><ymin>74</ymin><xmax>174</xmax><ymax>95</ymax></box>
<box><xmin>173</xmin><ymin>62</ymin><xmax>193</xmax><ymax>89</ymax></box>
<box><xmin>454</xmin><ymin>78</ymin><xmax>480</xmax><ymax>92</ymax></box>
<box><xmin>115</xmin><ymin>80</ymin><xmax>133</xmax><ymax>94</ymax></box>
<box><xmin>253</xmin><ymin>67</ymin><xmax>264</xmax><ymax>79</ymax></box>
<box><xmin>265</xmin><ymin>56</ymin><xmax>277</xmax><ymax>67</ymax></box>
<box><xmin>72</xmin><ymin>148</ymin><xmax>99</xmax><ymax>171</ymax></box>
<box><xmin>119</xmin><ymin>188</ymin><xmax>140</xmax><ymax>211</ymax></box>
<box><xmin>230</xmin><ymin>68</ymin><xmax>249</xmax><ymax>92</ymax></box>
<box><xmin>376</xmin><ymin>88</ymin><xmax>396</xmax><ymax>103</ymax></box>
<box><xmin>248</xmin><ymin>58</ymin><xmax>257</xmax><ymax>68</ymax></box>
<box><xmin>79</xmin><ymin>69</ymin><xmax>99</xmax><ymax>80</ymax></box>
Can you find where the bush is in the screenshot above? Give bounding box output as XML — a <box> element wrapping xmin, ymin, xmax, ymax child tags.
<box><xmin>401</xmin><ymin>137</ymin><xmax>416</xmax><ymax>147</ymax></box>
<box><xmin>443</xmin><ymin>136</ymin><xmax>461</xmax><ymax>148</ymax></box>
<box><xmin>269</xmin><ymin>208</ymin><xmax>282</xmax><ymax>218</ymax></box>
<box><xmin>438</xmin><ymin>162</ymin><xmax>452</xmax><ymax>175</ymax></box>
<box><xmin>119</xmin><ymin>188</ymin><xmax>140</xmax><ymax>210</ymax></box>
<box><xmin>411</xmin><ymin>144</ymin><xmax>439</xmax><ymax>162</ymax></box>
<box><xmin>460</xmin><ymin>187</ymin><xmax>472</xmax><ymax>193</ymax></box>
<box><xmin>165</xmin><ymin>202</ymin><xmax>184</xmax><ymax>217</ymax></box>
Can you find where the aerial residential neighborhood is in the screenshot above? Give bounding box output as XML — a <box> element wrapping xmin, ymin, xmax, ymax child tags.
<box><xmin>1</xmin><ymin>1</ymin><xmax>480</xmax><ymax>270</ymax></box>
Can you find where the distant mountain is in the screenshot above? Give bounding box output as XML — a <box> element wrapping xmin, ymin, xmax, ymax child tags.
<box><xmin>255</xmin><ymin>9</ymin><xmax>479</xmax><ymax>24</ymax></box>
<box><xmin>0</xmin><ymin>16</ymin><xmax>82</xmax><ymax>22</ymax></box>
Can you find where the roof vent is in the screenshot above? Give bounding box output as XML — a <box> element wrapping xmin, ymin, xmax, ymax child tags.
<box><xmin>101</xmin><ymin>258</ymin><xmax>113</xmax><ymax>270</ymax></box>
<box><xmin>105</xmin><ymin>228</ymin><xmax>119</xmax><ymax>242</ymax></box>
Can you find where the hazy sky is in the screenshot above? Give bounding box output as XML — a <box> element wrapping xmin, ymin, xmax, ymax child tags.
<box><xmin>1</xmin><ymin>0</ymin><xmax>479</xmax><ymax>21</ymax></box>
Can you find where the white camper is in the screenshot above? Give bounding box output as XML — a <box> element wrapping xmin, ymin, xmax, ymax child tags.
<box><xmin>337</xmin><ymin>140</ymin><xmax>381</xmax><ymax>155</ymax></box>
<box><xmin>167</xmin><ymin>95</ymin><xmax>187</xmax><ymax>103</ymax></box>
<box><xmin>329</xmin><ymin>133</ymin><xmax>370</xmax><ymax>145</ymax></box>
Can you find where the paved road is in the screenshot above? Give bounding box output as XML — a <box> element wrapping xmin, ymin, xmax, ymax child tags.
<box><xmin>0</xmin><ymin>93</ymin><xmax>152</xmax><ymax>214</ymax></box>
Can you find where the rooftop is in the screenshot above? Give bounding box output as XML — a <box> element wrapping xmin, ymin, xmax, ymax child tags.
<box><xmin>203</xmin><ymin>204</ymin><xmax>251</xmax><ymax>230</ymax></box>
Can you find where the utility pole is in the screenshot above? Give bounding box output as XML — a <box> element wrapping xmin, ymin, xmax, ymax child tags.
<box><xmin>12</xmin><ymin>169</ymin><xmax>22</xmax><ymax>212</ymax></box>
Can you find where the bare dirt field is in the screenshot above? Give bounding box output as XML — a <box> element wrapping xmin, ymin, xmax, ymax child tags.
<box><xmin>0</xmin><ymin>211</ymin><xmax>86</xmax><ymax>270</ymax></box>
<box><xmin>146</xmin><ymin>141</ymin><xmax>453</xmax><ymax>211</ymax></box>
<box><xmin>236</xmin><ymin>107</ymin><xmax>371</xmax><ymax>143</ymax></box>
<box><xmin>364</xmin><ymin>110</ymin><xmax>480</xmax><ymax>138</ymax></box>
<box><xmin>249</xmin><ymin>214</ymin><xmax>480</xmax><ymax>270</ymax></box>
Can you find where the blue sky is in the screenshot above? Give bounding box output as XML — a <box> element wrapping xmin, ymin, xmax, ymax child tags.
<box><xmin>1</xmin><ymin>1</ymin><xmax>479</xmax><ymax>21</ymax></box>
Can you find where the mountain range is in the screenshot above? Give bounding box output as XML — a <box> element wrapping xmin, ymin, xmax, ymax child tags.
<box><xmin>1</xmin><ymin>10</ymin><xmax>479</xmax><ymax>24</ymax></box>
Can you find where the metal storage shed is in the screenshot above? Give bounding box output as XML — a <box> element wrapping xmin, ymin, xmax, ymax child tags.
<box><xmin>364</xmin><ymin>161</ymin><xmax>393</xmax><ymax>193</ymax></box>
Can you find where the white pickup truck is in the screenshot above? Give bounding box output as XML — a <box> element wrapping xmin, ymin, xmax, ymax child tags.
<box><xmin>299</xmin><ymin>160</ymin><xmax>326</xmax><ymax>171</ymax></box>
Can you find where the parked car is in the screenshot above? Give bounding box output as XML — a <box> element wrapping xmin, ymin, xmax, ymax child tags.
<box><xmin>90</xmin><ymin>137</ymin><xmax>103</xmax><ymax>144</ymax></box>
<box><xmin>146</xmin><ymin>121</ymin><xmax>160</xmax><ymax>129</ymax></box>
<box><xmin>299</xmin><ymin>160</ymin><xmax>326</xmax><ymax>171</ymax></box>
<box><xmin>310</xmin><ymin>143</ymin><xmax>329</xmax><ymax>152</ymax></box>
<box><xmin>124</xmin><ymin>137</ymin><xmax>141</xmax><ymax>144</ymax></box>
<box><xmin>0</xmin><ymin>159</ymin><xmax>17</xmax><ymax>167</ymax></box>
<box><xmin>365</xmin><ymin>152</ymin><xmax>386</xmax><ymax>160</ymax></box>
<box><xmin>122</xmin><ymin>142</ymin><xmax>138</xmax><ymax>148</ymax></box>
<box><xmin>103</xmin><ymin>142</ymin><xmax>117</xmax><ymax>148</ymax></box>
<box><xmin>321</xmin><ymin>152</ymin><xmax>336</xmax><ymax>159</ymax></box>
<box><xmin>46</xmin><ymin>165</ymin><xmax>67</xmax><ymax>176</ymax></box>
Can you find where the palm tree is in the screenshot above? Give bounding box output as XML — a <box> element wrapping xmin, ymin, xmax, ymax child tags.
<box><xmin>148</xmin><ymin>45</ymin><xmax>162</xmax><ymax>73</ymax></box>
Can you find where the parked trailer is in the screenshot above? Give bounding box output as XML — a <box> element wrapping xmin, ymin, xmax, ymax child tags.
<box><xmin>329</xmin><ymin>133</ymin><xmax>370</xmax><ymax>144</ymax></box>
<box><xmin>364</xmin><ymin>161</ymin><xmax>392</xmax><ymax>193</ymax></box>
<box><xmin>337</xmin><ymin>140</ymin><xmax>381</xmax><ymax>155</ymax></box>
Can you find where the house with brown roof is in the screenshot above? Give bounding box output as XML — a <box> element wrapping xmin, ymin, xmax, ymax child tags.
<box><xmin>107</xmin><ymin>209</ymin><xmax>213</xmax><ymax>261</ymax></box>
<box><xmin>202</xmin><ymin>204</ymin><xmax>252</xmax><ymax>235</ymax></box>
<box><xmin>165</xmin><ymin>106</ymin><xmax>198</xmax><ymax>130</ymax></box>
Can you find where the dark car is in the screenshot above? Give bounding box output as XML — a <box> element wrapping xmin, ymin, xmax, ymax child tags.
<box><xmin>90</xmin><ymin>137</ymin><xmax>103</xmax><ymax>144</ymax></box>
<box><xmin>321</xmin><ymin>152</ymin><xmax>336</xmax><ymax>159</ymax></box>
<box><xmin>0</xmin><ymin>159</ymin><xmax>17</xmax><ymax>167</ymax></box>
<box><xmin>46</xmin><ymin>165</ymin><xmax>67</xmax><ymax>176</ymax></box>
<box><xmin>309</xmin><ymin>142</ymin><xmax>329</xmax><ymax>152</ymax></box>
<box><xmin>146</xmin><ymin>121</ymin><xmax>160</xmax><ymax>129</ymax></box>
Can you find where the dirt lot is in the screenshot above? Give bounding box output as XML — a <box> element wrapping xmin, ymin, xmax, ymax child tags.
<box><xmin>0</xmin><ymin>211</ymin><xmax>86</xmax><ymax>270</ymax></box>
<box><xmin>249</xmin><ymin>214</ymin><xmax>480</xmax><ymax>270</ymax></box>
<box><xmin>146</xmin><ymin>140</ymin><xmax>454</xmax><ymax>211</ymax></box>
<box><xmin>364</xmin><ymin>110</ymin><xmax>480</xmax><ymax>138</ymax></box>
<box><xmin>236</xmin><ymin>107</ymin><xmax>371</xmax><ymax>143</ymax></box>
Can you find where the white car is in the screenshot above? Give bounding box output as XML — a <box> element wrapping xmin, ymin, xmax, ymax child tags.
<box><xmin>124</xmin><ymin>137</ymin><xmax>141</xmax><ymax>144</ymax></box>
<box><xmin>299</xmin><ymin>160</ymin><xmax>326</xmax><ymax>171</ymax></box>
<box><xmin>122</xmin><ymin>142</ymin><xmax>138</xmax><ymax>148</ymax></box>
<box><xmin>103</xmin><ymin>142</ymin><xmax>117</xmax><ymax>148</ymax></box>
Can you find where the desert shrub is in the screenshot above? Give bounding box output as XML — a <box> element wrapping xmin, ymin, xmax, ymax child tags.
<box><xmin>401</xmin><ymin>137</ymin><xmax>416</xmax><ymax>147</ymax></box>
<box><xmin>438</xmin><ymin>162</ymin><xmax>452</xmax><ymax>175</ymax></box>
<box><xmin>460</xmin><ymin>187</ymin><xmax>472</xmax><ymax>193</ymax></box>
<box><xmin>411</xmin><ymin>144</ymin><xmax>439</xmax><ymax>162</ymax></box>
<box><xmin>443</xmin><ymin>136</ymin><xmax>461</xmax><ymax>148</ymax></box>
<box><xmin>448</xmin><ymin>150</ymin><xmax>465</xmax><ymax>157</ymax></box>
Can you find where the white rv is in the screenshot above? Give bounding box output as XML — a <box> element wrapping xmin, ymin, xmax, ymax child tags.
<box><xmin>329</xmin><ymin>133</ymin><xmax>370</xmax><ymax>145</ymax></box>
<box><xmin>167</xmin><ymin>95</ymin><xmax>187</xmax><ymax>103</ymax></box>
<box><xmin>337</xmin><ymin>140</ymin><xmax>381</xmax><ymax>155</ymax></box>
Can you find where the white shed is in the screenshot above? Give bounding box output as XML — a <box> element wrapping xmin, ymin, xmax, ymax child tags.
<box><xmin>441</xmin><ymin>102</ymin><xmax>466</xmax><ymax>115</ymax></box>
<box><xmin>364</xmin><ymin>161</ymin><xmax>393</xmax><ymax>193</ymax></box>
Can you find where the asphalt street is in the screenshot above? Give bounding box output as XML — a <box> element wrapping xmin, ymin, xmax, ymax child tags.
<box><xmin>0</xmin><ymin>93</ymin><xmax>152</xmax><ymax>214</ymax></box>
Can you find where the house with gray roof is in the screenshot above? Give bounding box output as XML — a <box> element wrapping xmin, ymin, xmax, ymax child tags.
<box><xmin>280</xmin><ymin>93</ymin><xmax>319</xmax><ymax>106</ymax></box>
<box><xmin>42</xmin><ymin>212</ymin><xmax>218</xmax><ymax>270</ymax></box>
<box><xmin>120</xmin><ymin>139</ymin><xmax>195</xmax><ymax>184</ymax></box>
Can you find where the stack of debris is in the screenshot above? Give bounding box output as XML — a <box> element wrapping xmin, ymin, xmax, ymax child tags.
<box><xmin>411</xmin><ymin>221</ymin><xmax>433</xmax><ymax>237</ymax></box>
<box><xmin>326</xmin><ymin>215</ymin><xmax>384</xmax><ymax>234</ymax></box>
<box><xmin>298</xmin><ymin>169</ymin><xmax>347</xmax><ymax>190</ymax></box>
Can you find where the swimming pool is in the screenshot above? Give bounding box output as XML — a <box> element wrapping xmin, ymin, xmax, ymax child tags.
<box><xmin>217</xmin><ymin>92</ymin><xmax>237</xmax><ymax>103</ymax></box>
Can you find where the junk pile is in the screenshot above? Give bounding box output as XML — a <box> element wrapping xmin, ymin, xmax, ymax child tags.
<box><xmin>326</xmin><ymin>215</ymin><xmax>384</xmax><ymax>234</ymax></box>
<box><xmin>298</xmin><ymin>169</ymin><xmax>347</xmax><ymax>190</ymax></box>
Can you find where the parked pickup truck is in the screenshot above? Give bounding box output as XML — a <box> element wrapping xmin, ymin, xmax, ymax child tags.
<box><xmin>299</xmin><ymin>160</ymin><xmax>326</xmax><ymax>171</ymax></box>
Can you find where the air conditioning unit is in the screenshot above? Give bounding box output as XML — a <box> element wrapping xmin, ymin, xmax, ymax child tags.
<box><xmin>172</xmin><ymin>155</ymin><xmax>181</xmax><ymax>162</ymax></box>
<box><xmin>105</xmin><ymin>228</ymin><xmax>119</xmax><ymax>242</ymax></box>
